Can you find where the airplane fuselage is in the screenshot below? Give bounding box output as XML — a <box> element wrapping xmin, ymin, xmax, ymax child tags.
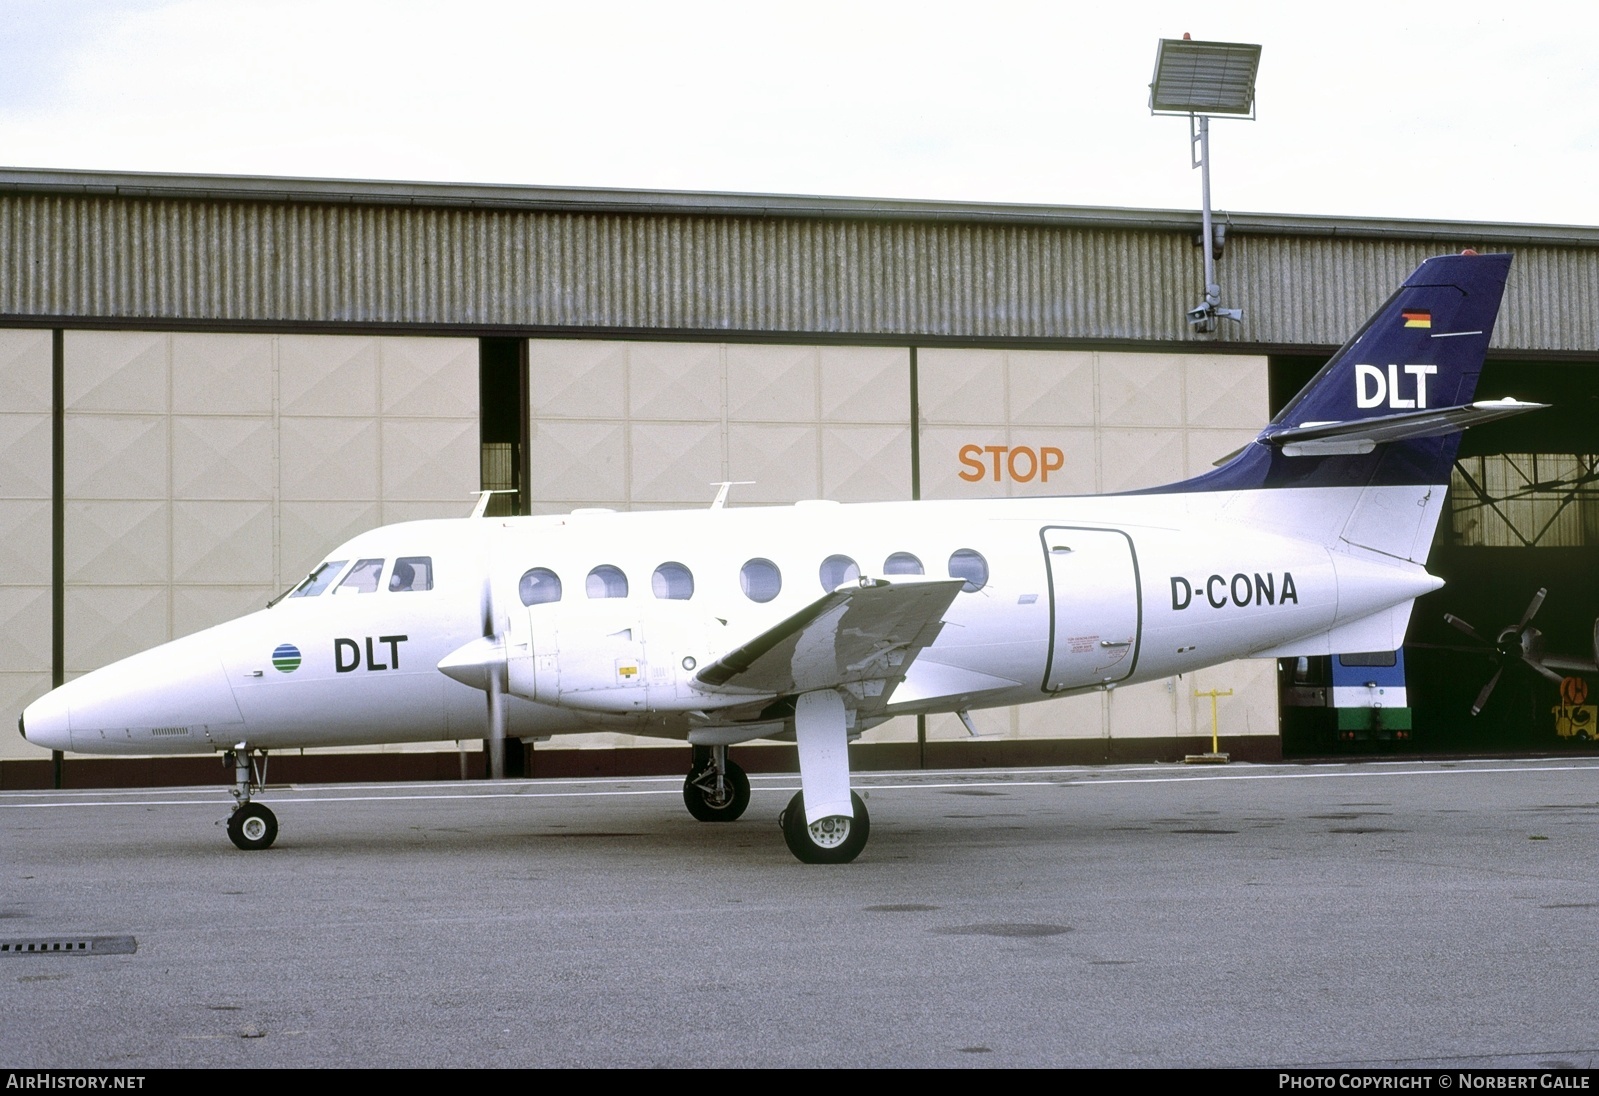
<box><xmin>23</xmin><ymin>488</ymin><xmax>1441</xmax><ymax>756</ymax></box>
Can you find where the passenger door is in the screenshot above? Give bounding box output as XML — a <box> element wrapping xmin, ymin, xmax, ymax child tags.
<box><xmin>1041</xmin><ymin>526</ymin><xmax>1141</xmax><ymax>691</ymax></box>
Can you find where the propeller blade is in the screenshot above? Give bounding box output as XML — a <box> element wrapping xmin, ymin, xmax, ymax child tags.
<box><xmin>481</xmin><ymin>561</ymin><xmax>505</xmax><ymax>780</ymax></box>
<box><xmin>486</xmin><ymin>666</ymin><xmax>506</xmax><ymax>781</ymax></box>
<box><xmin>1470</xmin><ymin>666</ymin><xmax>1503</xmax><ymax>716</ymax></box>
<box><xmin>1444</xmin><ymin>614</ymin><xmax>1488</xmax><ymax>644</ymax></box>
<box><xmin>1516</xmin><ymin>588</ymin><xmax>1547</xmax><ymax>630</ymax></box>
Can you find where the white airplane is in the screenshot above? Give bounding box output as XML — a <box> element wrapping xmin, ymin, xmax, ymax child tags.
<box><xmin>20</xmin><ymin>251</ymin><xmax>1541</xmax><ymax>863</ymax></box>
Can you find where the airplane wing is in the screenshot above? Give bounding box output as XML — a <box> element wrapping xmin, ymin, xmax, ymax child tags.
<box><xmin>1541</xmin><ymin>656</ymin><xmax>1599</xmax><ymax>675</ymax></box>
<box><xmin>694</xmin><ymin>579</ymin><xmax>965</xmax><ymax>703</ymax></box>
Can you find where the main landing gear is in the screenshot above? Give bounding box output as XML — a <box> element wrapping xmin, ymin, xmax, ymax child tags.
<box><xmin>683</xmin><ymin>745</ymin><xmax>750</xmax><ymax>822</ymax></box>
<box><xmin>780</xmin><ymin>790</ymin><xmax>870</xmax><ymax>864</ymax></box>
<box><xmin>223</xmin><ymin>745</ymin><xmax>277</xmax><ymax>851</ymax></box>
<box><xmin>777</xmin><ymin>689</ymin><xmax>870</xmax><ymax>864</ymax></box>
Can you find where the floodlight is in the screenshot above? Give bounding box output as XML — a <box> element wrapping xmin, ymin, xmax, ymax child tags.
<box><xmin>1150</xmin><ymin>39</ymin><xmax>1261</xmax><ymax>117</ymax></box>
<box><xmin>1149</xmin><ymin>36</ymin><xmax>1262</xmax><ymax>334</ymax></box>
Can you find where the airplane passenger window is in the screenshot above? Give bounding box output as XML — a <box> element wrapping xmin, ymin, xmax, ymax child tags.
<box><xmin>652</xmin><ymin>562</ymin><xmax>694</xmax><ymax>600</ymax></box>
<box><xmin>740</xmin><ymin>558</ymin><xmax>781</xmax><ymax>603</ymax></box>
<box><xmin>818</xmin><ymin>554</ymin><xmax>860</xmax><ymax>591</ymax></box>
<box><xmin>883</xmin><ymin>552</ymin><xmax>924</xmax><ymax>576</ymax></box>
<box><xmin>519</xmin><ymin>567</ymin><xmax>562</xmax><ymax>606</ymax></box>
<box><xmin>948</xmin><ymin>548</ymin><xmax>988</xmax><ymax>593</ymax></box>
<box><xmin>289</xmin><ymin>559</ymin><xmax>348</xmax><ymax>598</ymax></box>
<box><xmin>335</xmin><ymin>558</ymin><xmax>385</xmax><ymax>595</ymax></box>
<box><xmin>389</xmin><ymin>556</ymin><xmax>433</xmax><ymax>593</ymax></box>
<box><xmin>586</xmin><ymin>565</ymin><xmax>629</xmax><ymax>599</ymax></box>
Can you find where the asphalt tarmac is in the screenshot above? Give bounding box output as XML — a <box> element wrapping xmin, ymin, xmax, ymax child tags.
<box><xmin>4</xmin><ymin>757</ymin><xmax>1599</xmax><ymax>1069</ymax></box>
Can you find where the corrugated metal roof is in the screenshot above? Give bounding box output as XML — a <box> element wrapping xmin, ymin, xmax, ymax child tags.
<box><xmin>1</xmin><ymin>168</ymin><xmax>1595</xmax><ymax>353</ymax></box>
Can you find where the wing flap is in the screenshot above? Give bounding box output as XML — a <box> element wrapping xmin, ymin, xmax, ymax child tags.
<box><xmin>694</xmin><ymin>579</ymin><xmax>965</xmax><ymax>697</ymax></box>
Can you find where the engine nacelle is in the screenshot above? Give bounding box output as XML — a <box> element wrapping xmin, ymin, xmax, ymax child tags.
<box><xmin>504</xmin><ymin>602</ymin><xmax>755</xmax><ymax>713</ymax></box>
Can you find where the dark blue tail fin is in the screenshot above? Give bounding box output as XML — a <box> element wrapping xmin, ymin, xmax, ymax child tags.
<box><xmin>1166</xmin><ymin>251</ymin><xmax>1515</xmax><ymax>493</ymax></box>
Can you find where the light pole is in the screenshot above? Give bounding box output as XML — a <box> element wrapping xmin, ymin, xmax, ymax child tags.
<box><xmin>1150</xmin><ymin>36</ymin><xmax>1261</xmax><ymax>335</ymax></box>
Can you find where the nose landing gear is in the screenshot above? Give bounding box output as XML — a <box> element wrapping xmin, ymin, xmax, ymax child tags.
<box><xmin>683</xmin><ymin>744</ymin><xmax>751</xmax><ymax>822</ymax></box>
<box><xmin>223</xmin><ymin>745</ymin><xmax>277</xmax><ymax>851</ymax></box>
<box><xmin>227</xmin><ymin>802</ymin><xmax>278</xmax><ymax>850</ymax></box>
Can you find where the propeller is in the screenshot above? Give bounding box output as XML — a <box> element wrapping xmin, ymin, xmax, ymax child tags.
<box><xmin>436</xmin><ymin>558</ymin><xmax>510</xmax><ymax>779</ymax></box>
<box><xmin>1444</xmin><ymin>587</ymin><xmax>1563</xmax><ymax>715</ymax></box>
<box><xmin>481</xmin><ymin>569</ymin><xmax>508</xmax><ymax>780</ymax></box>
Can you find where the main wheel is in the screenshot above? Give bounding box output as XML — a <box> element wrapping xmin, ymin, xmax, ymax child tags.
<box><xmin>780</xmin><ymin>790</ymin><xmax>869</xmax><ymax>864</ymax></box>
<box><xmin>226</xmin><ymin>803</ymin><xmax>278</xmax><ymax>851</ymax></box>
<box><xmin>683</xmin><ymin>760</ymin><xmax>751</xmax><ymax>822</ymax></box>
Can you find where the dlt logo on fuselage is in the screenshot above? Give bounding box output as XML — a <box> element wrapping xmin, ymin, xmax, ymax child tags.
<box><xmin>1170</xmin><ymin>573</ymin><xmax>1298</xmax><ymax>611</ymax></box>
<box><xmin>334</xmin><ymin>635</ymin><xmax>409</xmax><ymax>672</ymax></box>
<box><xmin>1356</xmin><ymin>364</ymin><xmax>1437</xmax><ymax>410</ymax></box>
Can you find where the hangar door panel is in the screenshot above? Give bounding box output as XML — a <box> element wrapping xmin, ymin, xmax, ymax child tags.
<box><xmin>1042</xmin><ymin>526</ymin><xmax>1141</xmax><ymax>691</ymax></box>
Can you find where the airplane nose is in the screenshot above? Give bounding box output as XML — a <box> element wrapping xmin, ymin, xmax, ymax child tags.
<box><xmin>19</xmin><ymin>633</ymin><xmax>246</xmax><ymax>754</ymax></box>
<box><xmin>19</xmin><ymin>686</ymin><xmax>72</xmax><ymax>752</ymax></box>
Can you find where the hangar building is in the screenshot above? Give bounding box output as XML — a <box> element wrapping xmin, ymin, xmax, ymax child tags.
<box><xmin>2</xmin><ymin>168</ymin><xmax>1596</xmax><ymax>784</ymax></box>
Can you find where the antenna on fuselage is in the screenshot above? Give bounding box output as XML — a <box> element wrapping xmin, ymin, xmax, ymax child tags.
<box><xmin>709</xmin><ymin>482</ymin><xmax>754</xmax><ymax>510</ymax></box>
<box><xmin>470</xmin><ymin>489</ymin><xmax>518</xmax><ymax>518</ymax></box>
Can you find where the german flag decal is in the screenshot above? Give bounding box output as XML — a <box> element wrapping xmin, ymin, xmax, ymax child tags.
<box><xmin>1402</xmin><ymin>309</ymin><xmax>1432</xmax><ymax>328</ymax></box>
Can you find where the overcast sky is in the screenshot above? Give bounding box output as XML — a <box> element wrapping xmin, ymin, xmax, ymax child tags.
<box><xmin>1</xmin><ymin>0</ymin><xmax>1594</xmax><ymax>227</ymax></box>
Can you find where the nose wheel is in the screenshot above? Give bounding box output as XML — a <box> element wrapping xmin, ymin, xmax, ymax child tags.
<box><xmin>683</xmin><ymin>745</ymin><xmax>751</xmax><ymax>822</ymax></box>
<box><xmin>227</xmin><ymin>802</ymin><xmax>278</xmax><ymax>851</ymax></box>
<box><xmin>222</xmin><ymin>745</ymin><xmax>278</xmax><ymax>850</ymax></box>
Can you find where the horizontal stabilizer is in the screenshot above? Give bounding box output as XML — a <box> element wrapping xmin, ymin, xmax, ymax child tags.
<box><xmin>695</xmin><ymin>579</ymin><xmax>964</xmax><ymax>697</ymax></box>
<box><xmin>1266</xmin><ymin>398</ymin><xmax>1546</xmax><ymax>457</ymax></box>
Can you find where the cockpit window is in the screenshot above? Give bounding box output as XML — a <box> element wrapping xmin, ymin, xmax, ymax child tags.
<box><xmin>389</xmin><ymin>556</ymin><xmax>433</xmax><ymax>593</ymax></box>
<box><xmin>289</xmin><ymin>560</ymin><xmax>348</xmax><ymax>598</ymax></box>
<box><xmin>336</xmin><ymin>558</ymin><xmax>385</xmax><ymax>594</ymax></box>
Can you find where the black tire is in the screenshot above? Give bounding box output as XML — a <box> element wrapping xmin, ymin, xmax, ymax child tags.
<box><xmin>226</xmin><ymin>803</ymin><xmax>278</xmax><ymax>851</ymax></box>
<box><xmin>780</xmin><ymin>790</ymin><xmax>869</xmax><ymax>864</ymax></box>
<box><xmin>683</xmin><ymin>760</ymin><xmax>751</xmax><ymax>822</ymax></box>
